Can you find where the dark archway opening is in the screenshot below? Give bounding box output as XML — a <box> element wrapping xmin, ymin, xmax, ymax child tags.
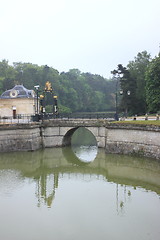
<box><xmin>62</xmin><ymin>127</ymin><xmax>79</xmax><ymax>147</ymax></box>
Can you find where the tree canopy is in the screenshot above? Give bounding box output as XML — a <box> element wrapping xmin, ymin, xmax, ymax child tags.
<box><xmin>111</xmin><ymin>51</ymin><xmax>159</xmax><ymax>116</ymax></box>
<box><xmin>0</xmin><ymin>61</ymin><xmax>116</xmax><ymax>113</ymax></box>
<box><xmin>145</xmin><ymin>54</ymin><xmax>160</xmax><ymax>113</ymax></box>
<box><xmin>127</xmin><ymin>51</ymin><xmax>151</xmax><ymax>114</ymax></box>
<box><xmin>0</xmin><ymin>50</ymin><xmax>159</xmax><ymax>115</ymax></box>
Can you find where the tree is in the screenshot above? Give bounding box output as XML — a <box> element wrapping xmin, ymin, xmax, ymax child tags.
<box><xmin>145</xmin><ymin>54</ymin><xmax>160</xmax><ymax>113</ymax></box>
<box><xmin>112</xmin><ymin>64</ymin><xmax>137</xmax><ymax>116</ymax></box>
<box><xmin>127</xmin><ymin>51</ymin><xmax>151</xmax><ymax>114</ymax></box>
<box><xmin>0</xmin><ymin>60</ymin><xmax>17</xmax><ymax>91</ymax></box>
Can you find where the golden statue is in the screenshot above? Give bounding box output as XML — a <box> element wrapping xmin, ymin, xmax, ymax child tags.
<box><xmin>45</xmin><ymin>81</ymin><xmax>52</xmax><ymax>92</ymax></box>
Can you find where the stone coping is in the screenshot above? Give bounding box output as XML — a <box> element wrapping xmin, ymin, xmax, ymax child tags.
<box><xmin>0</xmin><ymin>120</ymin><xmax>160</xmax><ymax>132</ymax></box>
<box><xmin>107</xmin><ymin>122</ymin><xmax>160</xmax><ymax>132</ymax></box>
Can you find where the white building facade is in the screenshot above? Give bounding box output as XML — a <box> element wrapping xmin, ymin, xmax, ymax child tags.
<box><xmin>0</xmin><ymin>85</ymin><xmax>36</xmax><ymax>118</ymax></box>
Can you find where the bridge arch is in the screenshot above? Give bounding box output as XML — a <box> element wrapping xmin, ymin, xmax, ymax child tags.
<box><xmin>62</xmin><ymin>127</ymin><xmax>97</xmax><ymax>147</ymax></box>
<box><xmin>62</xmin><ymin>127</ymin><xmax>79</xmax><ymax>146</ymax></box>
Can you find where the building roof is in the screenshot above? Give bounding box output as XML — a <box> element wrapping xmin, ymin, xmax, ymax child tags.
<box><xmin>0</xmin><ymin>85</ymin><xmax>35</xmax><ymax>99</ymax></box>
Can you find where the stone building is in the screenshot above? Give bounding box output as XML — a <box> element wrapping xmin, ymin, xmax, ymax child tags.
<box><xmin>0</xmin><ymin>85</ymin><xmax>36</xmax><ymax>118</ymax></box>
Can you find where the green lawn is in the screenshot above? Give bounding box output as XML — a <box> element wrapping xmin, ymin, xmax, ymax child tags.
<box><xmin>112</xmin><ymin>120</ymin><xmax>160</xmax><ymax>126</ymax></box>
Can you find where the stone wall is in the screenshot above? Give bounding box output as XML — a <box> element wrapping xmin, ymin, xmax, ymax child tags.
<box><xmin>0</xmin><ymin>124</ymin><xmax>41</xmax><ymax>152</ymax></box>
<box><xmin>42</xmin><ymin>126</ymin><xmax>64</xmax><ymax>148</ymax></box>
<box><xmin>106</xmin><ymin>123</ymin><xmax>160</xmax><ymax>160</ymax></box>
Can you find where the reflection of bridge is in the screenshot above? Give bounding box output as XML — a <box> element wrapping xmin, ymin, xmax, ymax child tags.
<box><xmin>0</xmin><ymin>148</ymin><xmax>160</xmax><ymax>208</ymax></box>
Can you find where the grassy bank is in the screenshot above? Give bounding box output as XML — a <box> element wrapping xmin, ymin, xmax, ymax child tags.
<box><xmin>113</xmin><ymin>120</ymin><xmax>160</xmax><ymax>126</ymax></box>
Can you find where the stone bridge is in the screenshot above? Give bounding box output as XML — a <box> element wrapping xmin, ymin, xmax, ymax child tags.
<box><xmin>42</xmin><ymin>119</ymin><xmax>107</xmax><ymax>148</ymax></box>
<box><xmin>0</xmin><ymin>119</ymin><xmax>160</xmax><ymax>159</ymax></box>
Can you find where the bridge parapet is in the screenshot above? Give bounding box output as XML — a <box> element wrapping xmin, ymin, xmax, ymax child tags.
<box><xmin>42</xmin><ymin>119</ymin><xmax>108</xmax><ymax>128</ymax></box>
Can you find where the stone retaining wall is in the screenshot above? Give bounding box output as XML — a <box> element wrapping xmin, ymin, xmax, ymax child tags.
<box><xmin>106</xmin><ymin>123</ymin><xmax>160</xmax><ymax>160</ymax></box>
<box><xmin>0</xmin><ymin>124</ymin><xmax>41</xmax><ymax>152</ymax></box>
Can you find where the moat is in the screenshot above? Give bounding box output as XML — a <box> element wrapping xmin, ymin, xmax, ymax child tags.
<box><xmin>0</xmin><ymin>145</ymin><xmax>160</xmax><ymax>240</ymax></box>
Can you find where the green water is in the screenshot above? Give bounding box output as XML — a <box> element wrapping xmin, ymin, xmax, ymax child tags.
<box><xmin>0</xmin><ymin>146</ymin><xmax>160</xmax><ymax>240</ymax></box>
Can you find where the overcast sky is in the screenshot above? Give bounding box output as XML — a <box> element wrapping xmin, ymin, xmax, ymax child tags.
<box><xmin>1</xmin><ymin>0</ymin><xmax>160</xmax><ymax>78</ymax></box>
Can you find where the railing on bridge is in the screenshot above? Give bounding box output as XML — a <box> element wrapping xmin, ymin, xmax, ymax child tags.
<box><xmin>32</xmin><ymin>112</ymin><xmax>115</xmax><ymax>121</ymax></box>
<box><xmin>58</xmin><ymin>112</ymin><xmax>114</xmax><ymax>119</ymax></box>
<box><xmin>0</xmin><ymin>112</ymin><xmax>115</xmax><ymax>124</ymax></box>
<box><xmin>0</xmin><ymin>114</ymin><xmax>32</xmax><ymax>125</ymax></box>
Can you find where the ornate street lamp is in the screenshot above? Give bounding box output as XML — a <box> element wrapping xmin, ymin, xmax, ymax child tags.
<box><xmin>120</xmin><ymin>89</ymin><xmax>131</xmax><ymax>117</ymax></box>
<box><xmin>127</xmin><ymin>90</ymin><xmax>131</xmax><ymax>96</ymax></box>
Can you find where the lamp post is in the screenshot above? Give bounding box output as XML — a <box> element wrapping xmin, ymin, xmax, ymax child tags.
<box><xmin>120</xmin><ymin>90</ymin><xmax>131</xmax><ymax>117</ymax></box>
<box><xmin>40</xmin><ymin>94</ymin><xmax>45</xmax><ymax>114</ymax></box>
<box><xmin>53</xmin><ymin>96</ymin><xmax>58</xmax><ymax>117</ymax></box>
<box><xmin>111</xmin><ymin>70</ymin><xmax>123</xmax><ymax>121</ymax></box>
<box><xmin>34</xmin><ymin>85</ymin><xmax>40</xmax><ymax>114</ymax></box>
<box><xmin>115</xmin><ymin>80</ymin><xmax>119</xmax><ymax>121</ymax></box>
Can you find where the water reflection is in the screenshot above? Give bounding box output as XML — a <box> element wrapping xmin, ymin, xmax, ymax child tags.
<box><xmin>71</xmin><ymin>145</ymin><xmax>98</xmax><ymax>163</ymax></box>
<box><xmin>0</xmin><ymin>148</ymin><xmax>160</xmax><ymax>240</ymax></box>
<box><xmin>0</xmin><ymin>148</ymin><xmax>160</xmax><ymax>209</ymax></box>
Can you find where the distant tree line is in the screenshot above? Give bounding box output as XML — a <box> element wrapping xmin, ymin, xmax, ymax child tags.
<box><xmin>0</xmin><ymin>50</ymin><xmax>160</xmax><ymax>115</ymax></box>
<box><xmin>0</xmin><ymin>61</ymin><xmax>116</xmax><ymax>113</ymax></box>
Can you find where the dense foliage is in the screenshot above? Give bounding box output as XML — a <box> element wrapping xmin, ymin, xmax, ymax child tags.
<box><xmin>111</xmin><ymin>64</ymin><xmax>137</xmax><ymax>116</ymax></box>
<box><xmin>0</xmin><ymin>60</ymin><xmax>116</xmax><ymax>113</ymax></box>
<box><xmin>0</xmin><ymin>50</ymin><xmax>160</xmax><ymax>115</ymax></box>
<box><xmin>127</xmin><ymin>51</ymin><xmax>151</xmax><ymax>114</ymax></box>
<box><xmin>145</xmin><ymin>54</ymin><xmax>160</xmax><ymax>113</ymax></box>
